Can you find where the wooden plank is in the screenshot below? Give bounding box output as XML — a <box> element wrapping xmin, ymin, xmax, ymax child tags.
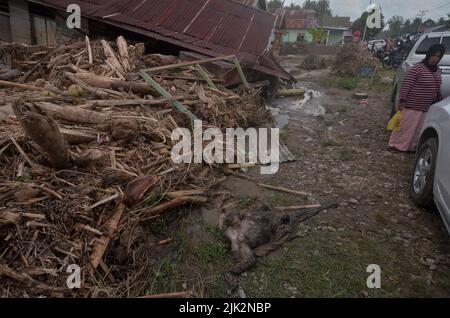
<box><xmin>139</xmin><ymin>71</ymin><xmax>198</xmax><ymax>121</ymax></box>
<box><xmin>233</xmin><ymin>57</ymin><xmax>250</xmax><ymax>90</ymax></box>
<box><xmin>195</xmin><ymin>64</ymin><xmax>217</xmax><ymax>89</ymax></box>
<box><xmin>33</xmin><ymin>16</ymin><xmax>47</xmax><ymax>46</ymax></box>
<box><xmin>46</xmin><ymin>19</ymin><xmax>57</xmax><ymax>46</ymax></box>
<box><xmin>142</xmin><ymin>55</ymin><xmax>235</xmax><ymax>73</ymax></box>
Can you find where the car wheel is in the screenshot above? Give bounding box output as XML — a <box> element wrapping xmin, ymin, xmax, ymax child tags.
<box><xmin>410</xmin><ymin>137</ymin><xmax>438</xmax><ymax>208</ymax></box>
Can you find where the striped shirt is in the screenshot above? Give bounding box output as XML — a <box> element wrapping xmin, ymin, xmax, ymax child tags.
<box><xmin>399</xmin><ymin>63</ymin><xmax>442</xmax><ymax>112</ymax></box>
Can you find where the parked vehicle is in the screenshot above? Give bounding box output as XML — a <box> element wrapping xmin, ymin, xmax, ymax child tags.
<box><xmin>368</xmin><ymin>39</ymin><xmax>386</xmax><ymax>52</ymax></box>
<box><xmin>382</xmin><ymin>47</ymin><xmax>406</xmax><ymax>69</ymax></box>
<box><xmin>410</xmin><ymin>98</ymin><xmax>450</xmax><ymax>234</ymax></box>
<box><xmin>391</xmin><ymin>32</ymin><xmax>450</xmax><ymax>117</ymax></box>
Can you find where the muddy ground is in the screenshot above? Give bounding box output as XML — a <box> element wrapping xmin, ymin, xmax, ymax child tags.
<box><xmin>144</xmin><ymin>55</ymin><xmax>450</xmax><ymax>298</ymax></box>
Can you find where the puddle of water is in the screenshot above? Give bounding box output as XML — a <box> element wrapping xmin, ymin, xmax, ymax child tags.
<box><xmin>270</xmin><ymin>88</ymin><xmax>325</xmax><ymax>128</ymax></box>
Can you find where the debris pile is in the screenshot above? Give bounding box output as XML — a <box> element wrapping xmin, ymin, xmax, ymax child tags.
<box><xmin>0</xmin><ymin>36</ymin><xmax>271</xmax><ymax>297</ymax></box>
<box><xmin>299</xmin><ymin>55</ymin><xmax>328</xmax><ymax>71</ymax></box>
<box><xmin>332</xmin><ymin>43</ymin><xmax>379</xmax><ymax>77</ymax></box>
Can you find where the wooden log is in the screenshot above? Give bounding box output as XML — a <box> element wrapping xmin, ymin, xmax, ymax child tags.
<box><xmin>13</xmin><ymin>102</ymin><xmax>71</xmax><ymax>169</ymax></box>
<box><xmin>101</xmin><ymin>40</ymin><xmax>125</xmax><ymax>75</ymax></box>
<box><xmin>0</xmin><ymin>264</ymin><xmax>66</xmax><ymax>294</ymax></box>
<box><xmin>81</xmin><ymin>95</ymin><xmax>192</xmax><ymax>108</ymax></box>
<box><xmin>141</xmin><ymin>196</ymin><xmax>207</xmax><ymax>219</ymax></box>
<box><xmin>275</xmin><ymin>204</ymin><xmax>322</xmax><ymax>211</ymax></box>
<box><xmin>277</xmin><ymin>88</ymin><xmax>306</xmax><ymax>97</ymax></box>
<box><xmin>140</xmin><ymin>291</ymin><xmax>192</xmax><ymax>298</ymax></box>
<box><xmin>85</xmin><ymin>36</ymin><xmax>93</xmax><ymax>64</ymax></box>
<box><xmin>257</xmin><ymin>183</ymin><xmax>311</xmax><ymax>198</ymax></box>
<box><xmin>116</xmin><ymin>36</ymin><xmax>131</xmax><ymax>72</ymax></box>
<box><xmin>35</xmin><ymin>102</ymin><xmax>108</xmax><ymax>124</ymax></box>
<box><xmin>73</xmin><ymin>72</ymin><xmax>157</xmax><ymax>96</ymax></box>
<box><xmin>90</xmin><ymin>202</ymin><xmax>125</xmax><ymax>269</ymax></box>
<box><xmin>0</xmin><ymin>210</ymin><xmax>20</xmax><ymax>224</ymax></box>
<box><xmin>65</xmin><ymin>72</ymin><xmax>116</xmax><ymax>99</ymax></box>
<box><xmin>0</xmin><ymin>79</ymin><xmax>46</xmax><ymax>91</ymax></box>
<box><xmin>60</xmin><ymin>128</ymin><xmax>98</xmax><ymax>145</ymax></box>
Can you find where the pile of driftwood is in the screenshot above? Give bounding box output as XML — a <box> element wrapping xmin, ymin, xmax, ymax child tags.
<box><xmin>332</xmin><ymin>43</ymin><xmax>379</xmax><ymax>77</ymax></box>
<box><xmin>0</xmin><ymin>36</ymin><xmax>270</xmax><ymax>297</ymax></box>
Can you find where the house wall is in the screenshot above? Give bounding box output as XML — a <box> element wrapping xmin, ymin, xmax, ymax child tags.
<box><xmin>282</xmin><ymin>29</ymin><xmax>313</xmax><ymax>43</ymax></box>
<box><xmin>326</xmin><ymin>30</ymin><xmax>344</xmax><ymax>46</ymax></box>
<box><xmin>9</xmin><ymin>0</ymin><xmax>32</xmax><ymax>44</ymax></box>
<box><xmin>0</xmin><ymin>12</ymin><xmax>12</xmax><ymax>42</ymax></box>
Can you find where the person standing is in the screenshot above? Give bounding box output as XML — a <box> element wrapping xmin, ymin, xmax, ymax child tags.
<box><xmin>389</xmin><ymin>44</ymin><xmax>446</xmax><ymax>152</ymax></box>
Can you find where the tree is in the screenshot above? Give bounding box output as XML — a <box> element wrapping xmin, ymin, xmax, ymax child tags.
<box><xmin>401</xmin><ymin>19</ymin><xmax>411</xmax><ymax>34</ymax></box>
<box><xmin>302</xmin><ymin>0</ymin><xmax>332</xmax><ymax>18</ymax></box>
<box><xmin>267</xmin><ymin>0</ymin><xmax>284</xmax><ymax>10</ymax></box>
<box><xmin>315</xmin><ymin>0</ymin><xmax>332</xmax><ymax>17</ymax></box>
<box><xmin>309</xmin><ymin>27</ymin><xmax>328</xmax><ymax>43</ymax></box>
<box><xmin>351</xmin><ymin>11</ymin><xmax>385</xmax><ymax>39</ymax></box>
<box><xmin>437</xmin><ymin>17</ymin><xmax>446</xmax><ymax>26</ymax></box>
<box><xmin>388</xmin><ymin>15</ymin><xmax>404</xmax><ymax>37</ymax></box>
<box><xmin>288</xmin><ymin>3</ymin><xmax>301</xmax><ymax>9</ymax></box>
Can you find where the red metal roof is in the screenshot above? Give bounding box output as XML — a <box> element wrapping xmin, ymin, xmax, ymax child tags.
<box><xmin>283</xmin><ymin>9</ymin><xmax>317</xmax><ymax>30</ymax></box>
<box><xmin>40</xmin><ymin>0</ymin><xmax>291</xmax><ymax>79</ymax></box>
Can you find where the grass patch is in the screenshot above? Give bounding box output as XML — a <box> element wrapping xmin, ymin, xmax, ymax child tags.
<box><xmin>336</xmin><ymin>77</ymin><xmax>359</xmax><ymax>90</ymax></box>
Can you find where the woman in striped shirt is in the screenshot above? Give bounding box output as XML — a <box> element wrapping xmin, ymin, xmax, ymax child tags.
<box><xmin>389</xmin><ymin>44</ymin><xmax>446</xmax><ymax>152</ymax></box>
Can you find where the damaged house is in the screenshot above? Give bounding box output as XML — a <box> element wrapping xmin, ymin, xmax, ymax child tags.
<box><xmin>0</xmin><ymin>0</ymin><xmax>291</xmax><ymax>88</ymax></box>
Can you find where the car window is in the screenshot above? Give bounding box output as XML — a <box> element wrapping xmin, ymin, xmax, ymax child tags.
<box><xmin>416</xmin><ymin>37</ymin><xmax>441</xmax><ymax>54</ymax></box>
<box><xmin>441</xmin><ymin>37</ymin><xmax>450</xmax><ymax>54</ymax></box>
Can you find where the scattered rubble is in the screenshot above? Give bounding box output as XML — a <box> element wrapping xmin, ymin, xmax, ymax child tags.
<box><xmin>332</xmin><ymin>43</ymin><xmax>379</xmax><ymax>77</ymax></box>
<box><xmin>299</xmin><ymin>55</ymin><xmax>329</xmax><ymax>71</ymax></box>
<box><xmin>0</xmin><ymin>36</ymin><xmax>271</xmax><ymax>297</ymax></box>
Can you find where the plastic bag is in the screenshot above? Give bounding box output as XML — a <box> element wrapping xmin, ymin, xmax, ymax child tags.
<box><xmin>387</xmin><ymin>111</ymin><xmax>403</xmax><ymax>132</ymax></box>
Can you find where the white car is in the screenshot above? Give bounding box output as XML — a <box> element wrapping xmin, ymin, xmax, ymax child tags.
<box><xmin>410</xmin><ymin>98</ymin><xmax>450</xmax><ymax>233</ymax></box>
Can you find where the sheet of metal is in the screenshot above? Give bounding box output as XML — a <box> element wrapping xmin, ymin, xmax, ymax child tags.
<box><xmin>40</xmin><ymin>0</ymin><xmax>292</xmax><ymax>80</ymax></box>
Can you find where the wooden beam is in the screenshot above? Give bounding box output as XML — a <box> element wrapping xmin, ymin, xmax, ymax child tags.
<box><xmin>142</xmin><ymin>55</ymin><xmax>235</xmax><ymax>73</ymax></box>
<box><xmin>139</xmin><ymin>71</ymin><xmax>199</xmax><ymax>121</ymax></box>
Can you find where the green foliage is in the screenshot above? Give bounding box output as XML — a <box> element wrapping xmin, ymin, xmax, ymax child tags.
<box><xmin>388</xmin><ymin>15</ymin><xmax>404</xmax><ymax>37</ymax></box>
<box><xmin>336</xmin><ymin>77</ymin><xmax>359</xmax><ymax>90</ymax></box>
<box><xmin>302</xmin><ymin>0</ymin><xmax>332</xmax><ymax>18</ymax></box>
<box><xmin>308</xmin><ymin>27</ymin><xmax>328</xmax><ymax>43</ymax></box>
<box><xmin>267</xmin><ymin>0</ymin><xmax>283</xmax><ymax>10</ymax></box>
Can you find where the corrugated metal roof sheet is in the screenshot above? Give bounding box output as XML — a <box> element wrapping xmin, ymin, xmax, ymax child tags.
<box><xmin>283</xmin><ymin>9</ymin><xmax>317</xmax><ymax>30</ymax></box>
<box><xmin>39</xmin><ymin>0</ymin><xmax>291</xmax><ymax>79</ymax></box>
<box><xmin>318</xmin><ymin>16</ymin><xmax>351</xmax><ymax>29</ymax></box>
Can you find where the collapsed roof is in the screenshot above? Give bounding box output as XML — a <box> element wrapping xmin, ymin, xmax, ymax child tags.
<box><xmin>38</xmin><ymin>0</ymin><xmax>292</xmax><ymax>80</ymax></box>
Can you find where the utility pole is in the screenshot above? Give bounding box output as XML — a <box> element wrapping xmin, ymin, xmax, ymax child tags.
<box><xmin>417</xmin><ymin>9</ymin><xmax>428</xmax><ymax>33</ymax></box>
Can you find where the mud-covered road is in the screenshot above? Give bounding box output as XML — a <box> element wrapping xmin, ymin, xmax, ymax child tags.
<box><xmin>147</xmin><ymin>55</ymin><xmax>450</xmax><ymax>298</ymax></box>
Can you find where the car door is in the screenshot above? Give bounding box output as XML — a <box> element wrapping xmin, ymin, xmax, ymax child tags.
<box><xmin>434</xmin><ymin>106</ymin><xmax>450</xmax><ymax>229</ymax></box>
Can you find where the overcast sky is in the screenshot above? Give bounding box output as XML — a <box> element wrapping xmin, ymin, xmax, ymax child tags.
<box><xmin>287</xmin><ymin>0</ymin><xmax>450</xmax><ymax>22</ymax></box>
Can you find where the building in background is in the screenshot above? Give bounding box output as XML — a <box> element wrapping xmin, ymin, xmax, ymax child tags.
<box><xmin>271</xmin><ymin>8</ymin><xmax>351</xmax><ymax>46</ymax></box>
<box><xmin>277</xmin><ymin>9</ymin><xmax>318</xmax><ymax>43</ymax></box>
<box><xmin>318</xmin><ymin>15</ymin><xmax>351</xmax><ymax>45</ymax></box>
